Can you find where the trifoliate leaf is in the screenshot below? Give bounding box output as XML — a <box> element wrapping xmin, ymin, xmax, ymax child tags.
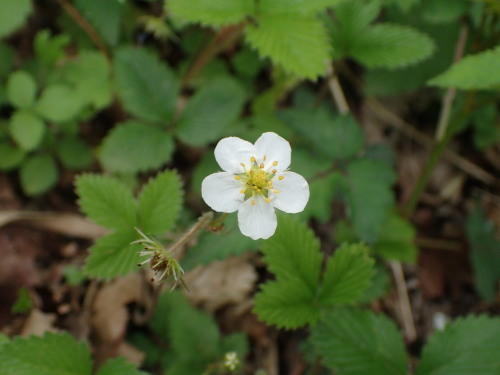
<box><xmin>319</xmin><ymin>243</ymin><xmax>374</xmax><ymax>304</ymax></box>
<box><xmin>0</xmin><ymin>0</ymin><xmax>32</xmax><ymax>37</ymax></box>
<box><xmin>428</xmin><ymin>46</ymin><xmax>500</xmax><ymax>90</ymax></box>
<box><xmin>85</xmin><ymin>230</ymin><xmax>142</xmax><ymax>279</ymax></box>
<box><xmin>36</xmin><ymin>84</ymin><xmax>85</xmax><ymax>123</ymax></box>
<box><xmin>137</xmin><ymin>170</ymin><xmax>183</xmax><ymax>234</ymax></box>
<box><xmin>254</xmin><ymin>278</ymin><xmax>322</xmax><ymax>329</ymax></box>
<box><xmin>349</xmin><ymin>23</ymin><xmax>435</xmax><ymax>69</ymax></box>
<box><xmin>99</xmin><ymin>121</ymin><xmax>174</xmax><ymax>173</ymax></box>
<box><xmin>74</xmin><ymin>0</ymin><xmax>122</xmax><ymax>46</ymax></box>
<box><xmin>347</xmin><ymin>158</ymin><xmax>396</xmax><ymax>243</ymax></box>
<box><xmin>310</xmin><ymin>308</ymin><xmax>407</xmax><ymax>375</ymax></box>
<box><xmin>8</xmin><ymin>110</ymin><xmax>46</xmax><ymax>151</ymax></box>
<box><xmin>246</xmin><ymin>14</ymin><xmax>330</xmax><ymax>79</ymax></box>
<box><xmin>75</xmin><ymin>174</ymin><xmax>137</xmax><ymax>231</ymax></box>
<box><xmin>181</xmin><ymin>215</ymin><xmax>255</xmax><ymax>271</ymax></box>
<box><xmin>0</xmin><ymin>332</ymin><xmax>92</xmax><ymax>375</ymax></box>
<box><xmin>57</xmin><ymin>137</ymin><xmax>93</xmax><ymax>170</ymax></box>
<box><xmin>0</xmin><ymin>144</ymin><xmax>25</xmax><ymax>170</ymax></box>
<box><xmin>416</xmin><ymin>315</ymin><xmax>500</xmax><ymax>375</ymax></box>
<box><xmin>6</xmin><ymin>71</ymin><xmax>37</xmax><ymax>109</ymax></box>
<box><xmin>278</xmin><ymin>108</ymin><xmax>364</xmax><ymax>160</ymax></box>
<box><xmin>373</xmin><ymin>213</ymin><xmax>417</xmax><ymax>263</ymax></box>
<box><xmin>465</xmin><ymin>206</ymin><xmax>500</xmax><ymax>301</ymax></box>
<box><xmin>114</xmin><ymin>46</ymin><xmax>178</xmax><ymax>124</ymax></box>
<box><xmin>176</xmin><ymin>76</ymin><xmax>246</xmax><ymax>146</ymax></box>
<box><xmin>20</xmin><ymin>154</ymin><xmax>58</xmax><ymax>196</ymax></box>
<box><xmin>166</xmin><ymin>0</ymin><xmax>253</xmax><ymax>27</ymax></box>
<box><xmin>96</xmin><ymin>357</ymin><xmax>146</xmax><ymax>375</ymax></box>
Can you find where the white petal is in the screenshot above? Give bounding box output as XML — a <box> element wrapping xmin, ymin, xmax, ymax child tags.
<box><xmin>238</xmin><ymin>196</ymin><xmax>277</xmax><ymax>240</ymax></box>
<box><xmin>254</xmin><ymin>132</ymin><xmax>291</xmax><ymax>172</ymax></box>
<box><xmin>271</xmin><ymin>172</ymin><xmax>310</xmax><ymax>213</ymax></box>
<box><xmin>201</xmin><ymin>172</ymin><xmax>244</xmax><ymax>213</ymax></box>
<box><xmin>214</xmin><ymin>136</ymin><xmax>255</xmax><ymax>173</ymax></box>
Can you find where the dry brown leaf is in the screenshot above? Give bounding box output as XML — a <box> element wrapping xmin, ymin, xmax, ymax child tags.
<box><xmin>184</xmin><ymin>256</ymin><xmax>257</xmax><ymax>313</ymax></box>
<box><xmin>20</xmin><ymin>309</ymin><xmax>57</xmax><ymax>336</ymax></box>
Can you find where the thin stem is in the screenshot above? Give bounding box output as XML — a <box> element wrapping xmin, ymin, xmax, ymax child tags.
<box><xmin>389</xmin><ymin>261</ymin><xmax>417</xmax><ymax>342</ymax></box>
<box><xmin>327</xmin><ymin>62</ymin><xmax>350</xmax><ymax>114</ymax></box>
<box><xmin>169</xmin><ymin>212</ymin><xmax>214</xmax><ymax>256</ymax></box>
<box><xmin>181</xmin><ymin>23</ymin><xmax>246</xmax><ymax>88</ymax></box>
<box><xmin>56</xmin><ymin>0</ymin><xmax>110</xmax><ymax>59</ymax></box>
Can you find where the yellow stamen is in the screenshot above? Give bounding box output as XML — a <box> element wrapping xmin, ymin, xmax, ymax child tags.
<box><xmin>260</xmin><ymin>163</ymin><xmax>265</xmax><ymax>169</ymax></box>
<box><xmin>235</xmin><ymin>176</ymin><xmax>241</xmax><ymax>180</ymax></box>
<box><xmin>267</xmin><ymin>181</ymin><xmax>272</xmax><ymax>185</ymax></box>
<box><xmin>265</xmin><ymin>198</ymin><xmax>271</xmax><ymax>203</ymax></box>
<box><xmin>263</xmin><ymin>155</ymin><xmax>267</xmax><ymax>161</ymax></box>
<box><xmin>240</xmin><ymin>163</ymin><xmax>245</xmax><ymax>167</ymax></box>
<box><xmin>278</xmin><ymin>176</ymin><xmax>284</xmax><ymax>180</ymax></box>
<box><xmin>251</xmin><ymin>156</ymin><xmax>256</xmax><ymax>163</ymax></box>
<box><xmin>251</xmin><ymin>200</ymin><xmax>255</xmax><ymax>206</ymax></box>
<box><xmin>240</xmin><ymin>189</ymin><xmax>246</xmax><ymax>194</ymax></box>
<box><xmin>274</xmin><ymin>190</ymin><xmax>279</xmax><ymax>194</ymax></box>
<box><xmin>257</xmin><ymin>188</ymin><xmax>261</xmax><ymax>192</ymax></box>
<box><xmin>272</xmin><ymin>169</ymin><xmax>277</xmax><ymax>174</ymax></box>
<box><xmin>272</xmin><ymin>161</ymin><xmax>278</xmax><ymax>166</ymax></box>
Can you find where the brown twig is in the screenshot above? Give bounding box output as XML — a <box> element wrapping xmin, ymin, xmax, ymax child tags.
<box><xmin>57</xmin><ymin>0</ymin><xmax>110</xmax><ymax>59</ymax></box>
<box><xmin>326</xmin><ymin>62</ymin><xmax>350</xmax><ymax>114</ymax></box>
<box><xmin>389</xmin><ymin>261</ymin><xmax>417</xmax><ymax>342</ymax></box>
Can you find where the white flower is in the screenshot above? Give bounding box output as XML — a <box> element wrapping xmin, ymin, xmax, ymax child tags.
<box><xmin>201</xmin><ymin>132</ymin><xmax>310</xmax><ymax>240</ymax></box>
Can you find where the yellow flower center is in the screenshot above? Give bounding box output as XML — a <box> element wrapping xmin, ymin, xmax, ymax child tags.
<box><xmin>235</xmin><ymin>156</ymin><xmax>283</xmax><ymax>203</ymax></box>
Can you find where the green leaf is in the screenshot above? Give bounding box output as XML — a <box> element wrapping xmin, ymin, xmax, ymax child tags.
<box><xmin>20</xmin><ymin>154</ymin><xmax>58</xmax><ymax>196</ymax></box>
<box><xmin>138</xmin><ymin>170</ymin><xmax>183</xmax><ymax>234</ymax></box>
<box><xmin>176</xmin><ymin>76</ymin><xmax>246</xmax><ymax>146</ymax></box>
<box><xmin>0</xmin><ymin>143</ymin><xmax>25</xmax><ymax>170</ymax></box>
<box><xmin>96</xmin><ymin>357</ymin><xmax>146</xmax><ymax>375</ymax></box>
<box><xmin>74</xmin><ymin>0</ymin><xmax>122</xmax><ymax>46</ymax></box>
<box><xmin>0</xmin><ymin>332</ymin><xmax>92</xmax><ymax>375</ymax></box>
<box><xmin>0</xmin><ymin>42</ymin><xmax>14</xmax><ymax>77</ymax></box>
<box><xmin>85</xmin><ymin>230</ymin><xmax>142</xmax><ymax>279</ymax></box>
<box><xmin>114</xmin><ymin>46</ymin><xmax>178</xmax><ymax>124</ymax></box>
<box><xmin>319</xmin><ymin>243</ymin><xmax>374</xmax><ymax>304</ymax></box>
<box><xmin>358</xmin><ymin>263</ymin><xmax>391</xmax><ymax>303</ymax></box>
<box><xmin>346</xmin><ymin>158</ymin><xmax>396</xmax><ymax>243</ymax></box>
<box><xmin>310</xmin><ymin>308</ymin><xmax>407</xmax><ymax>375</ymax></box>
<box><xmin>75</xmin><ymin>174</ymin><xmax>137</xmax><ymax>231</ymax></box>
<box><xmin>349</xmin><ymin>23</ymin><xmax>435</xmax><ymax>69</ymax></box>
<box><xmin>57</xmin><ymin>137</ymin><xmax>93</xmax><ymax>170</ymax></box>
<box><xmin>428</xmin><ymin>46</ymin><xmax>500</xmax><ymax>90</ymax></box>
<box><xmin>373</xmin><ymin>213</ymin><xmax>417</xmax><ymax>263</ymax></box>
<box><xmin>259</xmin><ymin>0</ymin><xmax>345</xmax><ymax>15</ymax></box>
<box><xmin>253</xmin><ymin>216</ymin><xmax>323</xmax><ymax>329</ymax></box>
<box><xmin>6</xmin><ymin>71</ymin><xmax>37</xmax><ymax>109</ymax></box>
<box><xmin>0</xmin><ymin>0</ymin><xmax>32</xmax><ymax>37</ymax></box>
<box><xmin>166</xmin><ymin>0</ymin><xmax>253</xmax><ymax>27</ymax></box>
<box><xmin>36</xmin><ymin>84</ymin><xmax>85</xmax><ymax>123</ymax></box>
<box><xmin>465</xmin><ymin>206</ymin><xmax>500</xmax><ymax>301</ymax></box>
<box><xmin>246</xmin><ymin>14</ymin><xmax>330</xmax><ymax>79</ymax></box>
<box><xmin>254</xmin><ymin>278</ymin><xmax>322</xmax><ymax>329</ymax></box>
<box><xmin>278</xmin><ymin>108</ymin><xmax>364</xmax><ymax>160</ymax></box>
<box><xmin>34</xmin><ymin>30</ymin><xmax>71</xmax><ymax>66</ymax></box>
<box><xmin>420</xmin><ymin>0</ymin><xmax>468</xmax><ymax>24</ymax></box>
<box><xmin>8</xmin><ymin>111</ymin><xmax>46</xmax><ymax>151</ymax></box>
<box><xmin>416</xmin><ymin>315</ymin><xmax>500</xmax><ymax>375</ymax></box>
<box><xmin>99</xmin><ymin>121</ymin><xmax>174</xmax><ymax>173</ymax></box>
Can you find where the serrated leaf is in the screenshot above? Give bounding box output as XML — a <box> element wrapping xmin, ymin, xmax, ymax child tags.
<box><xmin>310</xmin><ymin>308</ymin><xmax>407</xmax><ymax>375</ymax></box>
<box><xmin>114</xmin><ymin>46</ymin><xmax>178</xmax><ymax>124</ymax></box>
<box><xmin>0</xmin><ymin>332</ymin><xmax>92</xmax><ymax>375</ymax></box>
<box><xmin>429</xmin><ymin>46</ymin><xmax>500</xmax><ymax>90</ymax></box>
<box><xmin>20</xmin><ymin>154</ymin><xmax>58</xmax><ymax>196</ymax></box>
<box><xmin>278</xmin><ymin>108</ymin><xmax>364</xmax><ymax>160</ymax></box>
<box><xmin>373</xmin><ymin>213</ymin><xmax>417</xmax><ymax>263</ymax></box>
<box><xmin>57</xmin><ymin>137</ymin><xmax>93</xmax><ymax>170</ymax></box>
<box><xmin>166</xmin><ymin>0</ymin><xmax>253</xmax><ymax>27</ymax></box>
<box><xmin>0</xmin><ymin>0</ymin><xmax>32</xmax><ymax>37</ymax></box>
<box><xmin>176</xmin><ymin>76</ymin><xmax>246</xmax><ymax>146</ymax></box>
<box><xmin>85</xmin><ymin>230</ymin><xmax>142</xmax><ymax>279</ymax></box>
<box><xmin>36</xmin><ymin>84</ymin><xmax>85</xmax><ymax>123</ymax></box>
<box><xmin>75</xmin><ymin>174</ymin><xmax>137</xmax><ymax>231</ymax></box>
<box><xmin>138</xmin><ymin>170</ymin><xmax>182</xmax><ymax>234</ymax></box>
<box><xmin>99</xmin><ymin>121</ymin><xmax>174</xmax><ymax>173</ymax></box>
<box><xmin>96</xmin><ymin>357</ymin><xmax>146</xmax><ymax>375</ymax></box>
<box><xmin>246</xmin><ymin>14</ymin><xmax>330</xmax><ymax>79</ymax></box>
<box><xmin>416</xmin><ymin>315</ymin><xmax>500</xmax><ymax>375</ymax></box>
<box><xmin>74</xmin><ymin>0</ymin><xmax>122</xmax><ymax>46</ymax></box>
<box><xmin>9</xmin><ymin>110</ymin><xmax>46</xmax><ymax>151</ymax></box>
<box><xmin>6</xmin><ymin>70</ymin><xmax>37</xmax><ymax>109</ymax></box>
<box><xmin>347</xmin><ymin>158</ymin><xmax>396</xmax><ymax>243</ymax></box>
<box><xmin>254</xmin><ymin>278</ymin><xmax>321</xmax><ymax>329</ymax></box>
<box><xmin>319</xmin><ymin>243</ymin><xmax>374</xmax><ymax>304</ymax></box>
<box><xmin>465</xmin><ymin>206</ymin><xmax>500</xmax><ymax>301</ymax></box>
<box><xmin>358</xmin><ymin>263</ymin><xmax>391</xmax><ymax>303</ymax></box>
<box><xmin>0</xmin><ymin>143</ymin><xmax>25</xmax><ymax>170</ymax></box>
<box><xmin>349</xmin><ymin>23</ymin><xmax>435</xmax><ymax>69</ymax></box>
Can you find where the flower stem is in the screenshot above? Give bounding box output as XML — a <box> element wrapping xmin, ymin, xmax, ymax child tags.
<box><xmin>169</xmin><ymin>212</ymin><xmax>214</xmax><ymax>256</ymax></box>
